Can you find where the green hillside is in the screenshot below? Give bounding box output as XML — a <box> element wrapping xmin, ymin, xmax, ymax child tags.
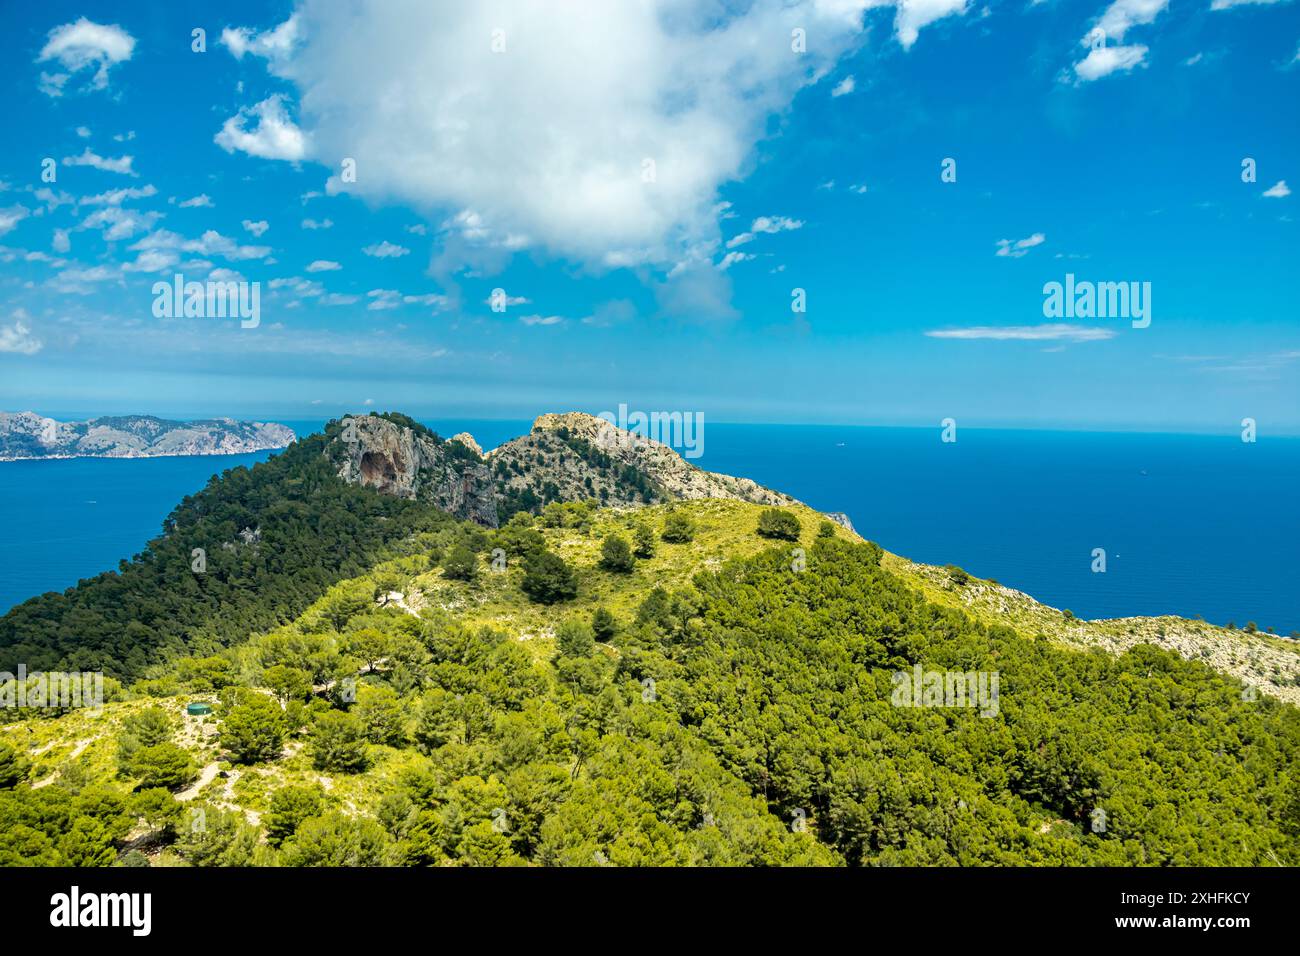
<box><xmin>4</xmin><ymin>498</ymin><xmax>1298</xmax><ymax>867</ymax></box>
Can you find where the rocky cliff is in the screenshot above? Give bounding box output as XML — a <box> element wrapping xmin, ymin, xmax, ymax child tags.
<box><xmin>0</xmin><ymin>412</ymin><xmax>295</xmax><ymax>460</ymax></box>
<box><xmin>328</xmin><ymin>411</ymin><xmax>806</xmax><ymax>527</ymax></box>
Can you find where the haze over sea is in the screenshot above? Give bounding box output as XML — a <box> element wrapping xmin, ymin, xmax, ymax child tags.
<box><xmin>1</xmin><ymin>420</ymin><xmax>1296</xmax><ymax>635</ymax></box>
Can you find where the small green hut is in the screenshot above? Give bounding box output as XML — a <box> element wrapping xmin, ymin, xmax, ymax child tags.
<box><xmin>186</xmin><ymin>701</ymin><xmax>214</xmax><ymax>716</ymax></box>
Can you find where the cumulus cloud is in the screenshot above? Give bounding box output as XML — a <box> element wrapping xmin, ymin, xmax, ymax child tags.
<box><xmin>37</xmin><ymin>18</ymin><xmax>135</xmax><ymax>97</ymax></box>
<box><xmin>131</xmin><ymin>229</ymin><xmax>272</xmax><ymax>262</ymax></box>
<box><xmin>362</xmin><ymin>241</ymin><xmax>409</xmax><ymax>259</ymax></box>
<box><xmin>307</xmin><ymin>260</ymin><xmax>341</xmax><ymax>272</ymax></box>
<box><xmin>242</xmin><ymin>219</ymin><xmax>270</xmax><ymax>237</ymax></box>
<box><xmin>220</xmin><ymin>15</ymin><xmax>300</xmax><ymax>63</ymax></box>
<box><xmin>0</xmin><ymin>205</ymin><xmax>30</xmax><ymax>237</ymax></box>
<box><xmin>80</xmin><ymin>184</ymin><xmax>157</xmax><ymax>205</ymax></box>
<box><xmin>0</xmin><ymin>313</ymin><xmax>42</xmax><ymax>354</ymax></box>
<box><xmin>215</xmin><ymin>95</ymin><xmax>308</xmax><ymax>161</ymax></box>
<box><xmin>220</xmin><ymin>1</ymin><xmax>965</xmax><ymax>273</ymax></box>
<box><xmin>832</xmin><ymin>75</ymin><xmax>856</xmax><ymax>97</ymax></box>
<box><xmin>178</xmin><ymin>194</ymin><xmax>213</xmax><ymax>208</ymax></box>
<box><xmin>727</xmin><ymin>214</ymin><xmax>804</xmax><ymax>248</ymax></box>
<box><xmin>62</xmin><ymin>148</ymin><xmax>136</xmax><ymax>176</ymax></box>
<box><xmin>1073</xmin><ymin>44</ymin><xmax>1148</xmax><ymax>81</ymax></box>
<box><xmin>995</xmin><ymin>232</ymin><xmax>1046</xmax><ymax>257</ymax></box>
<box><xmin>925</xmin><ymin>323</ymin><xmax>1117</xmax><ymax>341</ymax></box>
<box><xmin>895</xmin><ymin>0</ymin><xmax>968</xmax><ymax>50</ymax></box>
<box><xmin>301</xmin><ymin>217</ymin><xmax>332</xmax><ymax>230</ymax></box>
<box><xmin>1262</xmin><ymin>180</ymin><xmax>1291</xmax><ymax>198</ymax></box>
<box><xmin>1071</xmin><ymin>0</ymin><xmax>1166</xmax><ymax>81</ymax></box>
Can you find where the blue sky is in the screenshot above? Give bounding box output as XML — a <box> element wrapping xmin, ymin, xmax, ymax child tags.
<box><xmin>0</xmin><ymin>0</ymin><xmax>1296</xmax><ymax>432</ymax></box>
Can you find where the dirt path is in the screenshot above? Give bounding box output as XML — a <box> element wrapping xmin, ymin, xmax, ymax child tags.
<box><xmin>176</xmin><ymin>761</ymin><xmax>221</xmax><ymax>801</ymax></box>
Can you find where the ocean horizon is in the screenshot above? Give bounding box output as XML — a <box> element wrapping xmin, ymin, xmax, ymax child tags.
<box><xmin>2</xmin><ymin>418</ymin><xmax>1296</xmax><ymax>635</ymax></box>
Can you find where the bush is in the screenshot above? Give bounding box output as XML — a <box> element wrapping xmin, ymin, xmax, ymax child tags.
<box><xmin>265</xmin><ymin>784</ymin><xmax>326</xmax><ymax>846</ymax></box>
<box><xmin>661</xmin><ymin>511</ymin><xmax>696</xmax><ymax>544</ymax></box>
<box><xmin>599</xmin><ymin>534</ymin><xmax>635</xmax><ymax>573</ymax></box>
<box><xmin>442</xmin><ymin>543</ymin><xmax>479</xmax><ymax>582</ymax></box>
<box><xmin>591</xmin><ymin>607</ymin><xmax>618</xmax><ymax>643</ymax></box>
<box><xmin>633</xmin><ymin>522</ymin><xmax>657</xmax><ymax>558</ymax></box>
<box><xmin>521</xmin><ymin>550</ymin><xmax>578</xmax><ymax>604</ymax></box>
<box><xmin>221</xmin><ymin>695</ymin><xmax>289</xmax><ymax>764</ymax></box>
<box><xmin>556</xmin><ymin>619</ymin><xmax>595</xmax><ymax>657</ymax></box>
<box><xmin>311</xmin><ymin>710</ymin><xmax>369</xmax><ymax>773</ymax></box>
<box><xmin>818</xmin><ymin>521</ymin><xmax>837</xmax><ymax>538</ymax></box>
<box><xmin>945</xmin><ymin>564</ymin><xmax>971</xmax><ymax>587</ymax></box>
<box><xmin>756</xmin><ymin>508</ymin><xmax>801</xmax><ymax>541</ymax></box>
<box><xmin>126</xmin><ymin>743</ymin><xmax>197</xmax><ymax>791</ymax></box>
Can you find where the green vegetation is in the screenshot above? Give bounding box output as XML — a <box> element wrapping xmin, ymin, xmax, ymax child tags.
<box><xmin>0</xmin><ymin>422</ymin><xmax>462</xmax><ymax>681</ymax></box>
<box><xmin>598</xmin><ymin>533</ymin><xmax>635</xmax><ymax>573</ymax></box>
<box><xmin>2</xmin><ymin>497</ymin><xmax>1298</xmax><ymax>867</ymax></box>
<box><xmin>756</xmin><ymin>507</ymin><xmax>801</xmax><ymax>541</ymax></box>
<box><xmin>661</xmin><ymin>510</ymin><xmax>696</xmax><ymax>543</ymax></box>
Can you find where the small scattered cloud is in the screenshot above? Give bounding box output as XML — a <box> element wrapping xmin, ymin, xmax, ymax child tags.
<box><xmin>0</xmin><ymin>206</ymin><xmax>31</xmax><ymax>237</ymax></box>
<box><xmin>307</xmin><ymin>259</ymin><xmax>341</xmax><ymax>272</ymax></box>
<box><xmin>242</xmin><ymin>219</ymin><xmax>270</xmax><ymax>237</ymax></box>
<box><xmin>831</xmin><ymin>75</ymin><xmax>856</xmax><ymax>97</ymax></box>
<box><xmin>302</xmin><ymin>218</ymin><xmax>333</xmax><ymax>230</ymax></box>
<box><xmin>1073</xmin><ymin>44</ymin><xmax>1148</xmax><ymax>82</ymax></box>
<box><xmin>178</xmin><ymin>194</ymin><xmax>213</xmax><ymax>208</ymax></box>
<box><xmin>926</xmin><ymin>323</ymin><xmax>1117</xmax><ymax>341</ymax></box>
<box><xmin>220</xmin><ymin>16</ymin><xmax>299</xmax><ymax>64</ymax></box>
<box><xmin>362</xmin><ymin>240</ymin><xmax>409</xmax><ymax>258</ymax></box>
<box><xmin>520</xmin><ymin>314</ymin><xmax>563</xmax><ymax>326</ymax></box>
<box><xmin>62</xmin><ymin>148</ymin><xmax>136</xmax><ymax>176</ymax></box>
<box><xmin>1262</xmin><ymin>180</ymin><xmax>1291</xmax><ymax>198</ymax></box>
<box><xmin>995</xmin><ymin>232</ymin><xmax>1046</xmax><ymax>258</ymax></box>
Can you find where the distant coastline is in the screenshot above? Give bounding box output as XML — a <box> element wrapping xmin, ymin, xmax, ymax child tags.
<box><xmin>0</xmin><ymin>412</ymin><xmax>295</xmax><ymax>462</ymax></box>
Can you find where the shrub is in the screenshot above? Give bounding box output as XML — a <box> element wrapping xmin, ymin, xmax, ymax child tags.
<box><xmin>756</xmin><ymin>508</ymin><xmax>801</xmax><ymax>541</ymax></box>
<box><xmin>521</xmin><ymin>550</ymin><xmax>578</xmax><ymax>604</ymax></box>
<box><xmin>442</xmin><ymin>543</ymin><xmax>479</xmax><ymax>583</ymax></box>
<box><xmin>599</xmin><ymin>534</ymin><xmax>635</xmax><ymax>573</ymax></box>
<box><xmin>661</xmin><ymin>511</ymin><xmax>696</xmax><ymax>544</ymax></box>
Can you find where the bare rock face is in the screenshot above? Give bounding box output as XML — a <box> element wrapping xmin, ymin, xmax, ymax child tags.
<box><xmin>333</xmin><ymin>414</ymin><xmax>498</xmax><ymax>526</ymax></box>
<box><xmin>492</xmin><ymin>412</ymin><xmax>799</xmax><ymax>508</ymax></box>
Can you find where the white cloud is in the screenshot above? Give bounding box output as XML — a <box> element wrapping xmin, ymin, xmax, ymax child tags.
<box><xmin>215</xmin><ymin>95</ymin><xmax>308</xmax><ymax>161</ymax></box>
<box><xmin>79</xmin><ymin>205</ymin><xmax>161</xmax><ymax>241</ymax></box>
<box><xmin>484</xmin><ymin>292</ymin><xmax>530</xmax><ymax>308</ymax></box>
<box><xmin>718</xmin><ymin>250</ymin><xmax>756</xmax><ymax>270</ymax></box>
<box><xmin>995</xmin><ymin>232</ymin><xmax>1046</xmax><ymax>258</ymax></box>
<box><xmin>1094</xmin><ymin>0</ymin><xmax>1168</xmax><ymax>41</ymax></box>
<box><xmin>832</xmin><ymin>75</ymin><xmax>856</xmax><ymax>97</ymax></box>
<box><xmin>79</xmin><ymin>184</ymin><xmax>157</xmax><ymax>206</ymax></box>
<box><xmin>307</xmin><ymin>259</ymin><xmax>341</xmax><ymax>272</ymax></box>
<box><xmin>0</xmin><ymin>313</ymin><xmax>42</xmax><ymax>354</ymax></box>
<box><xmin>1263</xmin><ymin>180</ymin><xmax>1291</xmax><ymax>198</ymax></box>
<box><xmin>242</xmin><ymin>219</ymin><xmax>270</xmax><ymax>237</ymax></box>
<box><xmin>37</xmin><ymin>18</ymin><xmax>135</xmax><ymax>97</ymax></box>
<box><xmin>62</xmin><ymin>148</ymin><xmax>136</xmax><ymax>176</ymax></box>
<box><xmin>520</xmin><ymin>314</ymin><xmax>564</xmax><ymax>326</ymax></box>
<box><xmin>1073</xmin><ymin>44</ymin><xmax>1148</xmax><ymax>81</ymax></box>
<box><xmin>302</xmin><ymin>218</ymin><xmax>333</xmax><ymax>230</ymax></box>
<box><xmin>850</xmin><ymin>183</ymin><xmax>869</xmax><ymax>194</ymax></box>
<box><xmin>179</xmin><ymin>194</ymin><xmax>213</xmax><ymax>208</ymax></box>
<box><xmin>0</xmin><ymin>206</ymin><xmax>30</xmax><ymax>237</ymax></box>
<box><xmin>367</xmin><ymin>289</ymin><xmax>402</xmax><ymax>311</ymax></box>
<box><xmin>362</xmin><ymin>241</ymin><xmax>409</xmax><ymax>259</ymax></box>
<box><xmin>727</xmin><ymin>214</ymin><xmax>804</xmax><ymax>249</ymax></box>
<box><xmin>221</xmin><ymin>2</ymin><xmax>963</xmax><ymax>272</ymax></box>
<box><xmin>52</xmin><ymin>229</ymin><xmax>70</xmax><ymax>253</ymax></box>
<box><xmin>220</xmin><ymin>15</ymin><xmax>300</xmax><ymax>63</ymax></box>
<box><xmin>131</xmin><ymin>229</ymin><xmax>272</xmax><ymax>262</ymax></box>
<box><xmin>925</xmin><ymin>323</ymin><xmax>1117</xmax><ymax>341</ymax></box>
<box><xmin>895</xmin><ymin>0</ymin><xmax>969</xmax><ymax>50</ymax></box>
<box><xmin>1071</xmin><ymin>0</ymin><xmax>1166</xmax><ymax>81</ymax></box>
<box><xmin>121</xmin><ymin>248</ymin><xmax>179</xmax><ymax>273</ymax></box>
<box><xmin>1210</xmin><ymin>0</ymin><xmax>1291</xmax><ymax>8</ymax></box>
<box><xmin>75</xmin><ymin>126</ymin><xmax>91</xmax><ymax>138</ymax></box>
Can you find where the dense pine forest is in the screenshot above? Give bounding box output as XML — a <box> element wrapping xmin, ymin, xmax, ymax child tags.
<box><xmin>2</xmin><ymin>489</ymin><xmax>1297</xmax><ymax>867</ymax></box>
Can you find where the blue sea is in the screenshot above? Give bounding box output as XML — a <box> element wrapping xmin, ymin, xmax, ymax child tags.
<box><xmin>1</xmin><ymin>420</ymin><xmax>1296</xmax><ymax>634</ymax></box>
